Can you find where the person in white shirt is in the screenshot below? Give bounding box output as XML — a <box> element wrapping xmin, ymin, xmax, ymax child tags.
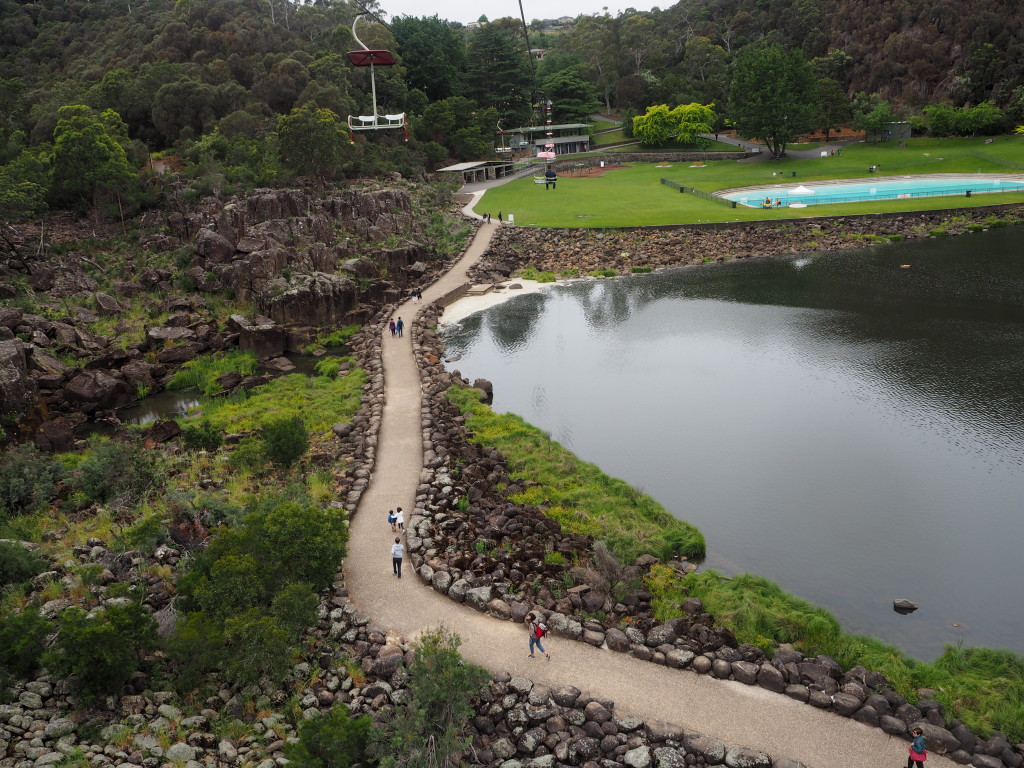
<box><xmin>395</xmin><ymin>507</ymin><xmax>405</xmax><ymax>532</ymax></box>
<box><xmin>391</xmin><ymin>537</ymin><xmax>404</xmax><ymax>578</ymax></box>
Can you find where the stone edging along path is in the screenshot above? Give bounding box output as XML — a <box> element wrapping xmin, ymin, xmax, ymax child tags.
<box><xmin>341</xmin><ymin>221</ymin><xmax>974</xmax><ymax>768</ymax></box>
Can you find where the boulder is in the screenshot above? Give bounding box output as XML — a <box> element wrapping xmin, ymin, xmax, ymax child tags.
<box><xmin>35</xmin><ymin>416</ymin><xmax>82</xmax><ymax>452</ymax></box>
<box><xmin>94</xmin><ymin>293</ymin><xmax>123</xmax><ymax>315</ymax></box>
<box><xmin>623</xmin><ymin>747</ymin><xmax>652</xmax><ymax>768</ymax></box>
<box><xmin>605</xmin><ymin>628</ymin><xmax>630</xmax><ymax>652</ymax></box>
<box><xmin>683</xmin><ymin>734</ymin><xmax>725</xmax><ymax>764</ymax></box>
<box><xmin>756</xmin><ymin>664</ymin><xmax>786</xmax><ymax>693</ymax></box>
<box><xmin>893</xmin><ymin>598</ymin><xmax>919</xmax><ymax>613</ymax></box>
<box><xmin>723</xmin><ymin>746</ymin><xmax>771</xmax><ymax>768</ymax></box>
<box><xmin>147</xmin><ymin>326</ymin><xmax>196</xmax><ymax>347</ymax></box>
<box><xmin>156</xmin><ymin>340</ymin><xmax>205</xmax><ymax>363</ymax></box>
<box><xmin>912</xmin><ymin>722</ymin><xmax>964</xmax><ymax>754</ymax></box>
<box><xmin>63</xmin><ymin>370</ymin><xmax>133</xmax><ymax>411</ymax></box>
<box><xmin>195</xmin><ymin>228</ymin><xmax>236</xmax><ymax>264</ymax></box>
<box><xmin>237</xmin><ymin>320</ymin><xmax>287</xmax><ymax>360</ymax></box>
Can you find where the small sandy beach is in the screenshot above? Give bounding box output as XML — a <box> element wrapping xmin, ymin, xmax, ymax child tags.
<box><xmin>438</xmin><ymin>278</ymin><xmax>551</xmax><ymax>325</ymax></box>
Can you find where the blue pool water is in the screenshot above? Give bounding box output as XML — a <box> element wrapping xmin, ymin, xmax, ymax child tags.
<box><xmin>718</xmin><ymin>175</ymin><xmax>1024</xmax><ymax>207</ymax></box>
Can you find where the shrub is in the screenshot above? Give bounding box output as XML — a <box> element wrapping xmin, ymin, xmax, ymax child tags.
<box><xmin>42</xmin><ymin>602</ymin><xmax>158</xmax><ymax>700</ymax></box>
<box><xmin>369</xmin><ymin>628</ymin><xmax>488</xmax><ymax>768</ymax></box>
<box><xmin>630</xmin><ymin>266</ymin><xmax>653</xmax><ymax>273</ymax></box>
<box><xmin>76</xmin><ymin>439</ymin><xmax>159</xmax><ymax>504</ymax></box>
<box><xmin>270</xmin><ymin>583</ymin><xmax>319</xmax><ymax>636</ymax></box>
<box><xmin>248</xmin><ymin>501</ymin><xmax>348</xmax><ymax>591</ymax></box>
<box><xmin>0</xmin><ymin>542</ymin><xmax>48</xmax><ymax>587</ymax></box>
<box><xmin>222</xmin><ymin>608</ymin><xmax>292</xmax><ymax>686</ymax></box>
<box><xmin>929</xmin><ymin>228</ymin><xmax>949</xmax><ymax>237</ymax></box>
<box><xmin>590</xmin><ymin>268</ymin><xmax>617</xmax><ymax>277</ymax></box>
<box><xmin>228</xmin><ymin>437</ymin><xmax>264</xmax><ymax>470</ymax></box>
<box><xmin>0</xmin><ymin>444</ymin><xmax>65</xmax><ymax>520</ymax></box>
<box><xmin>0</xmin><ymin>609</ymin><xmax>52</xmax><ymax>676</ymax></box>
<box><xmin>118</xmin><ymin>515</ymin><xmax>169</xmax><ymax>552</ymax></box>
<box><xmin>284</xmin><ymin>707</ymin><xmax>373</xmax><ymax>768</ymax></box>
<box><xmin>262</xmin><ymin>413</ymin><xmax>308</xmax><ymax>467</ymax></box>
<box><xmin>543</xmin><ymin>551</ymin><xmax>566</xmax><ymax>565</ymax></box>
<box><xmin>181</xmin><ymin>420</ymin><xmax>223</xmax><ymax>452</ymax></box>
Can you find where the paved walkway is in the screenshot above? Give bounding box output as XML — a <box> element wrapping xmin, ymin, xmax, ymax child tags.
<box><xmin>344</xmin><ymin>223</ymin><xmax>955</xmax><ymax>768</ymax></box>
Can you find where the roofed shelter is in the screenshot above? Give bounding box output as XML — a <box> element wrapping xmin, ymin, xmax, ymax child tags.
<box><xmin>436</xmin><ymin>160</ymin><xmax>516</xmax><ymax>185</ymax></box>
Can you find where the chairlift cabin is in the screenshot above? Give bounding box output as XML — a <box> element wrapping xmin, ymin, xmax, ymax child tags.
<box><xmin>346</xmin><ymin>13</ymin><xmax>407</xmax><ymax>140</ymax></box>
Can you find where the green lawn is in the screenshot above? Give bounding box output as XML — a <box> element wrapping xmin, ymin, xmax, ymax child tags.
<box><xmin>590</xmin><ymin>118</ymin><xmax>620</xmax><ymax>132</ymax></box>
<box><xmin>594</xmin><ymin>128</ymin><xmax>626</xmax><ymax>145</ymax></box>
<box><xmin>475</xmin><ymin>136</ymin><xmax>1024</xmax><ymax>227</ymax></box>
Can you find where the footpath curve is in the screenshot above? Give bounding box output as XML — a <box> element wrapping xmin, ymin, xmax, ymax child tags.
<box><xmin>344</xmin><ymin>221</ymin><xmax>955</xmax><ymax>768</ymax></box>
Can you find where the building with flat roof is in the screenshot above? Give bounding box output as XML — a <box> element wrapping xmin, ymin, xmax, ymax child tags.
<box><xmin>501</xmin><ymin>124</ymin><xmax>591</xmax><ymax>156</ymax></box>
<box><xmin>435</xmin><ymin>160</ymin><xmax>516</xmax><ymax>184</ymax></box>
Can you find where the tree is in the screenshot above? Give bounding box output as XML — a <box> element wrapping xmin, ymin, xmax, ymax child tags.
<box><xmin>50</xmin><ymin>105</ymin><xmax>137</xmax><ymax>212</ymax></box>
<box><xmin>151</xmin><ymin>78</ymin><xmax>218</xmax><ymax>143</ymax></box>
<box><xmin>391</xmin><ymin>16</ymin><xmax>466</xmax><ymax>102</ymax></box>
<box><xmin>567</xmin><ymin>15</ymin><xmax>621</xmax><ymax>114</ymax></box>
<box><xmin>276</xmin><ymin>106</ymin><xmax>354</xmax><ymax>187</ymax></box>
<box><xmin>464</xmin><ymin>24</ymin><xmax>534</xmax><ymax>126</ymax></box>
<box><xmin>248</xmin><ymin>500</ymin><xmax>349</xmax><ymax>591</ymax></box>
<box><xmin>729</xmin><ymin>43</ymin><xmax>818</xmax><ymax>158</ymax></box>
<box><xmin>222</xmin><ymin>608</ymin><xmax>292</xmax><ymax>686</ymax></box>
<box><xmin>852</xmin><ymin>92</ymin><xmax>896</xmax><ymax>139</ymax></box>
<box><xmin>42</xmin><ymin>602</ymin><xmax>158</xmax><ymax>700</ymax></box>
<box><xmin>284</xmin><ymin>706</ymin><xmax>372</xmax><ymax>768</ymax></box>
<box><xmin>541</xmin><ymin>67</ymin><xmax>600</xmax><ymax>124</ymax></box>
<box><xmin>370</xmin><ymin>628</ymin><xmax>489</xmax><ymax>768</ymax></box>
<box><xmin>633</xmin><ymin>103</ymin><xmax>715</xmax><ymax>146</ymax></box>
<box><xmin>815</xmin><ymin>78</ymin><xmax>851</xmax><ymax>141</ymax></box>
<box><xmin>414</xmin><ymin>97</ymin><xmax>498</xmax><ymax>162</ymax></box>
<box><xmin>955</xmin><ymin>101</ymin><xmax>1005</xmax><ymax>135</ymax></box>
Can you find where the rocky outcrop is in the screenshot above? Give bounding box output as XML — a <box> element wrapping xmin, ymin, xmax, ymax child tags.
<box><xmin>262</xmin><ymin>272</ymin><xmax>360</xmax><ymax>327</ymax></box>
<box><xmin>0</xmin><ymin>340</ymin><xmax>37</xmax><ymax>426</ymax></box>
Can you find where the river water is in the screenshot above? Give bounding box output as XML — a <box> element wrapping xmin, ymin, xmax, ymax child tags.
<box><xmin>441</xmin><ymin>228</ymin><xmax>1024</xmax><ymax>660</ymax></box>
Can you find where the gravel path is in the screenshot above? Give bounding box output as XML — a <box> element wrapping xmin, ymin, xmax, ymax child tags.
<box><xmin>344</xmin><ymin>220</ymin><xmax>955</xmax><ymax>768</ymax></box>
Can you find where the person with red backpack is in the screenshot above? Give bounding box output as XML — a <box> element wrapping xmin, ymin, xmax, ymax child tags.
<box><xmin>525</xmin><ymin>613</ymin><xmax>550</xmax><ymax>660</ymax></box>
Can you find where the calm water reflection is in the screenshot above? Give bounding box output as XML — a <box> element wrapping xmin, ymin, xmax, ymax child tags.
<box><xmin>442</xmin><ymin>228</ymin><xmax>1024</xmax><ymax>660</ymax></box>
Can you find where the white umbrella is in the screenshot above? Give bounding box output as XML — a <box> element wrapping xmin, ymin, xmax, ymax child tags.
<box><xmin>790</xmin><ymin>185</ymin><xmax>815</xmax><ymax>194</ymax></box>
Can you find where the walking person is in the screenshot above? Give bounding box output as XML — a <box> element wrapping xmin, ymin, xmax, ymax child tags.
<box><xmin>415</xmin><ymin>288</ymin><xmax>422</xmax><ymax>301</ymax></box>
<box><xmin>907</xmin><ymin>727</ymin><xmax>927</xmax><ymax>768</ymax></box>
<box><xmin>525</xmin><ymin>613</ymin><xmax>550</xmax><ymax>660</ymax></box>
<box><xmin>388</xmin><ymin>319</ymin><xmax>396</xmax><ymax>336</ymax></box>
<box><xmin>391</xmin><ymin>537</ymin><xmax>404</xmax><ymax>578</ymax></box>
<box><xmin>388</xmin><ymin>509</ymin><xmax>397</xmax><ymax>532</ymax></box>
<box><xmin>498</xmin><ymin>211</ymin><xmax>503</xmax><ymax>223</ymax></box>
<box><xmin>395</xmin><ymin>317</ymin><xmax>404</xmax><ymax>337</ymax></box>
<box><xmin>395</xmin><ymin>507</ymin><xmax>404</xmax><ymax>532</ymax></box>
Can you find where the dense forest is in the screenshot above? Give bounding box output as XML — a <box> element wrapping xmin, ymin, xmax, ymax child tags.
<box><xmin>1</xmin><ymin>0</ymin><xmax>1023</xmax><ymax>220</ymax></box>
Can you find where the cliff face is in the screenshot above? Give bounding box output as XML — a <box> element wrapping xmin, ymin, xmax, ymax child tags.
<box><xmin>0</xmin><ymin>185</ymin><xmax>440</xmax><ymax>442</ymax></box>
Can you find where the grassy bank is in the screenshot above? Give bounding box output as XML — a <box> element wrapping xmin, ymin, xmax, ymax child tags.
<box><xmin>667</xmin><ymin>569</ymin><xmax>1024</xmax><ymax>741</ymax></box>
<box><xmin>446</xmin><ymin>385</ymin><xmax>705</xmax><ymax>564</ymax></box>
<box><xmin>475</xmin><ymin>135</ymin><xmax>1024</xmax><ymax>226</ymax></box>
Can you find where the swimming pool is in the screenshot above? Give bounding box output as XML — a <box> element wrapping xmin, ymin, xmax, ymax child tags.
<box><xmin>716</xmin><ymin>174</ymin><xmax>1024</xmax><ymax>208</ymax></box>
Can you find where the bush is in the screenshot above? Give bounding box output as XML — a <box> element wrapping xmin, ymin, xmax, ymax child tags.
<box><xmin>270</xmin><ymin>583</ymin><xmax>319</xmax><ymax>636</ymax></box>
<box><xmin>262</xmin><ymin>413</ymin><xmax>309</xmax><ymax>467</ymax></box>
<box><xmin>285</xmin><ymin>707</ymin><xmax>373</xmax><ymax>768</ymax></box>
<box><xmin>0</xmin><ymin>444</ymin><xmax>65</xmax><ymax>520</ymax></box>
<box><xmin>181</xmin><ymin>420</ymin><xmax>223</xmax><ymax>452</ymax></box>
<box><xmin>0</xmin><ymin>609</ymin><xmax>52</xmax><ymax>676</ymax></box>
<box><xmin>0</xmin><ymin>542</ymin><xmax>48</xmax><ymax>586</ymax></box>
<box><xmin>630</xmin><ymin>266</ymin><xmax>653</xmax><ymax>273</ymax></box>
<box><xmin>369</xmin><ymin>628</ymin><xmax>488</xmax><ymax>768</ymax></box>
<box><xmin>77</xmin><ymin>439</ymin><xmax>159</xmax><ymax>504</ymax></box>
<box><xmin>118</xmin><ymin>515</ymin><xmax>169</xmax><ymax>552</ymax></box>
<box><xmin>222</xmin><ymin>608</ymin><xmax>292</xmax><ymax>686</ymax></box>
<box><xmin>42</xmin><ymin>602</ymin><xmax>158</xmax><ymax>700</ymax></box>
<box><xmin>248</xmin><ymin>501</ymin><xmax>348</xmax><ymax>591</ymax></box>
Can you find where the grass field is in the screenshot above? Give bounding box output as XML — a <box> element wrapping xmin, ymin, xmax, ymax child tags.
<box><xmin>475</xmin><ymin>136</ymin><xmax>1024</xmax><ymax>227</ymax></box>
<box><xmin>589</xmin><ymin>118</ymin><xmax>620</xmax><ymax>132</ymax></box>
